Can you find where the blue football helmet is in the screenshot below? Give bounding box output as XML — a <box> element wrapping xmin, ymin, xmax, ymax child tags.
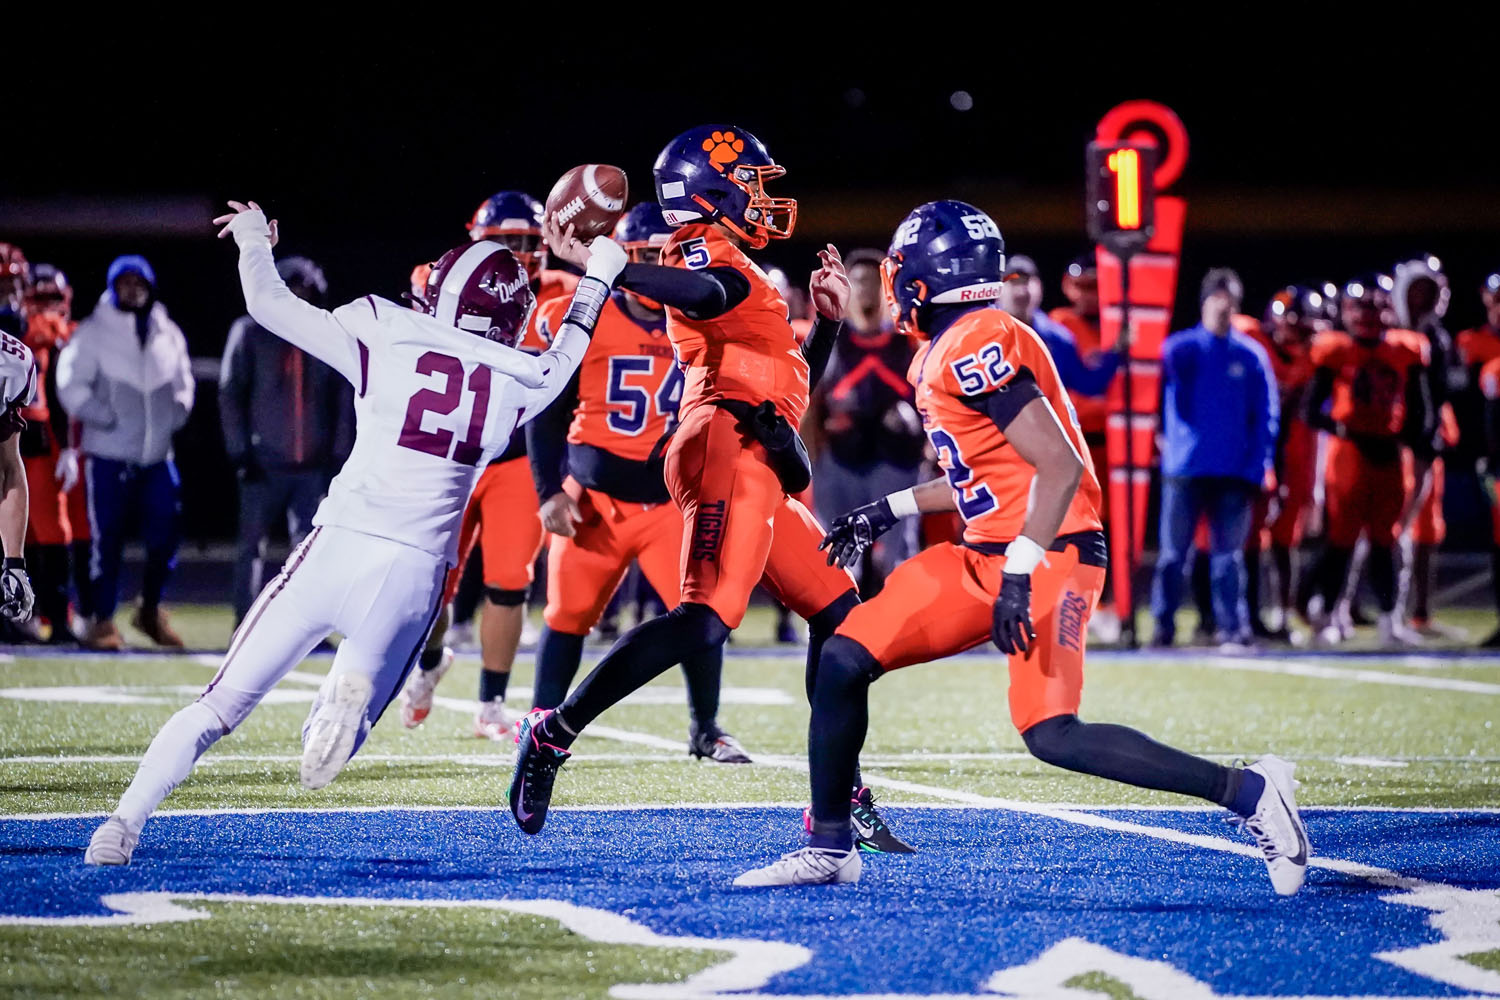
<box><xmin>653</xmin><ymin>124</ymin><xmax>796</xmax><ymax>248</ymax></box>
<box><xmin>466</xmin><ymin>191</ymin><xmax>545</xmax><ymax>278</ymax></box>
<box><xmin>882</xmin><ymin>200</ymin><xmax>1006</xmax><ymax>338</ymax></box>
<box><xmin>1264</xmin><ymin>285</ymin><xmax>1329</xmax><ymax>331</ymax></box>
<box><xmin>613</xmin><ymin>202</ymin><xmax>675</xmax><ymax>264</ymax></box>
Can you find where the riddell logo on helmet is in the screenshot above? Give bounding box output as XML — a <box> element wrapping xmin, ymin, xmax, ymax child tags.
<box><xmin>959</xmin><ymin>287</ymin><xmax>999</xmax><ymax>302</ymax></box>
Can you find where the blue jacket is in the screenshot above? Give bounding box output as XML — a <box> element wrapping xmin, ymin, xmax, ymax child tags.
<box><xmin>1030</xmin><ymin>310</ymin><xmax>1121</xmax><ymax>396</ymax></box>
<box><xmin>1160</xmin><ymin>324</ymin><xmax>1278</xmax><ymax>485</ymax></box>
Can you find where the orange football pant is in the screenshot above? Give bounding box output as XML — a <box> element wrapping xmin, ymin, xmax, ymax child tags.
<box><xmin>664</xmin><ymin>403</ymin><xmax>854</xmax><ymax>628</ymax></box>
<box><xmin>24</xmin><ymin>453</ymin><xmax>72</xmax><ymax>546</ymax></box>
<box><xmin>1268</xmin><ymin>420</ymin><xmax>1318</xmax><ymax>549</ymax></box>
<box><xmin>836</xmin><ymin>541</ymin><xmax>1105</xmax><ymax>733</ymax></box>
<box><xmin>544</xmin><ymin>486</ymin><xmax>685</xmax><ymax>634</ymax></box>
<box><xmin>442</xmin><ymin>456</ymin><xmax>544</xmax><ymax>604</ymax></box>
<box><xmin>1404</xmin><ymin>453</ymin><xmax>1445</xmax><ymax>546</ymax></box>
<box><xmin>1323</xmin><ymin>437</ymin><xmax>1405</xmax><ymax>548</ymax></box>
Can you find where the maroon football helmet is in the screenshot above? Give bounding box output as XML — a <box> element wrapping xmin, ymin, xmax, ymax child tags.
<box><xmin>415</xmin><ymin>242</ymin><xmax>536</xmax><ymax>348</ymax></box>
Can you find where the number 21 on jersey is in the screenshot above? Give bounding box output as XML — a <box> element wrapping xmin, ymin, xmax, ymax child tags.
<box><xmin>399</xmin><ymin>351</ymin><xmax>492</xmax><ymax>465</ymax></box>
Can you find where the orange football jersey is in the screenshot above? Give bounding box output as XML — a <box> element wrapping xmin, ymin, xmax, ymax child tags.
<box><xmin>1458</xmin><ymin>326</ymin><xmax>1500</xmax><ymax>369</ymax></box>
<box><xmin>660</xmin><ymin>224</ymin><xmax>810</xmax><ymax>425</ymax></box>
<box><xmin>910</xmin><ymin>307</ymin><xmax>1103</xmax><ymax>546</ymax></box>
<box><xmin>1310</xmin><ymin>329</ymin><xmax>1428</xmax><ymax>438</ymax></box>
<box><xmin>1243</xmin><ymin>322</ymin><xmax>1316</xmax><ymax>396</ymax></box>
<box><xmin>536</xmin><ymin>292</ymin><xmax>681</xmax><ymax>461</ymax></box>
<box><xmin>519</xmin><ymin>269</ymin><xmax>579</xmax><ymax>352</ymax></box>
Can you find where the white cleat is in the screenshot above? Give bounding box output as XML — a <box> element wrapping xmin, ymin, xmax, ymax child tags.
<box><xmin>301</xmin><ymin>672</ymin><xmax>373</xmax><ymax>790</ymax></box>
<box><xmin>400</xmin><ymin>647</ymin><xmax>454</xmax><ymax>728</ymax></box>
<box><xmin>1378</xmin><ymin>613</ymin><xmax>1424</xmax><ymax>648</ymax></box>
<box><xmin>1236</xmin><ymin>755</ymin><xmax>1310</xmax><ymax>896</ymax></box>
<box><xmin>84</xmin><ymin>815</ymin><xmax>139</xmax><ymax>866</ymax></box>
<box><xmin>733</xmin><ymin>846</ymin><xmax>862</xmax><ymax>887</ymax></box>
<box><xmin>474</xmin><ymin>697</ymin><xmax>518</xmax><ymax>741</ymax></box>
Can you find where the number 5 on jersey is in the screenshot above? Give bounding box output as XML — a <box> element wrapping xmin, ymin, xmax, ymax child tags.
<box><xmin>399</xmin><ymin>351</ymin><xmax>492</xmax><ymax>465</ymax></box>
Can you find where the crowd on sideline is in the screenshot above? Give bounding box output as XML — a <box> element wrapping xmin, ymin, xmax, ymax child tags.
<box><xmin>2</xmin><ymin>234</ymin><xmax>1499</xmax><ymax>652</ymax></box>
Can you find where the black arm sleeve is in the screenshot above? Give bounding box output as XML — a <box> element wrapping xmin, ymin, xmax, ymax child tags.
<box><xmin>1401</xmin><ymin>365</ymin><xmax>1436</xmax><ymax>456</ymax></box>
<box><xmin>958</xmin><ymin>367</ymin><xmax>1046</xmax><ymax>431</ymax></box>
<box><xmin>801</xmin><ymin>314</ymin><xmax>843</xmax><ymax>390</ymax></box>
<box><xmin>44</xmin><ymin>353</ymin><xmax>68</xmax><ymax>445</ymax></box>
<box><xmin>1304</xmin><ymin>368</ymin><xmax>1337</xmax><ymax>433</ymax></box>
<box><xmin>526</xmin><ymin>369</ymin><xmax>581</xmax><ymax>500</ymax></box>
<box><xmin>617</xmin><ymin>264</ymin><xmax>751</xmax><ymax>320</ymax></box>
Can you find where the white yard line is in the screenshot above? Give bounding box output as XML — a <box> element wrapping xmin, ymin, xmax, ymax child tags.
<box><xmin>1179</xmin><ymin>656</ymin><xmax>1500</xmax><ymax>695</ymax></box>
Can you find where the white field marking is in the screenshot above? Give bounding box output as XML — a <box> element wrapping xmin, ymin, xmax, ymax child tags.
<box><xmin>0</xmin><ymin>892</ymin><xmax>811</xmax><ymax>997</ymax></box>
<box><xmin>1183</xmin><ymin>656</ymin><xmax>1500</xmax><ymax>695</ymax></box>
<box><xmin>0</xmin><ymin>752</ymin><xmax>680</xmax><ymax>767</ymax></box>
<box><xmin>0</xmin><ymin>685</ymin><xmax>314</xmax><ymax>706</ymax></box>
<box><xmin>1332</xmin><ymin>755</ymin><xmax>1410</xmax><ymax>768</ymax></box>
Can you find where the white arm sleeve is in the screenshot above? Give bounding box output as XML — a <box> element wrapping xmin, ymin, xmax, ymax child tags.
<box><xmin>513</xmin><ymin>324</ymin><xmax>593</xmax><ymax>421</ymax></box>
<box><xmin>237</xmin><ymin>240</ymin><xmax>361</xmax><ymax>384</ymax></box>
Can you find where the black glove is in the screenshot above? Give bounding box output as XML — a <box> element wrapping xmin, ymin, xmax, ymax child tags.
<box><xmin>991</xmin><ymin>572</ymin><xmax>1035</xmax><ymax>655</ymax></box>
<box><xmin>0</xmin><ymin>557</ymin><xmax>34</xmax><ymax>623</ymax></box>
<box><xmin>0</xmin><ymin>406</ymin><xmax>26</xmax><ymax>443</ymax></box>
<box><xmin>716</xmin><ymin>399</ymin><xmax>812</xmax><ymax>495</ymax></box>
<box><xmin>820</xmin><ymin>497</ymin><xmax>898</xmax><ymax>568</ymax></box>
<box><xmin>233</xmin><ymin>453</ymin><xmax>267</xmax><ymax>484</ymax></box>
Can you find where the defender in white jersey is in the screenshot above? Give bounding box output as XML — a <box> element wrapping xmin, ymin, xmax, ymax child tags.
<box><xmin>0</xmin><ymin>329</ymin><xmax>38</xmax><ymax>623</ymax></box>
<box><xmin>85</xmin><ymin>202</ymin><xmax>626</xmax><ymax>865</ymax></box>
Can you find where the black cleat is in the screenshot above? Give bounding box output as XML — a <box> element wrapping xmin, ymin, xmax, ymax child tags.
<box><xmin>508</xmin><ymin>710</ymin><xmax>570</xmax><ymax>835</ymax></box>
<box><xmin>688</xmin><ymin>724</ymin><xmax>752</xmax><ymax>764</ymax></box>
<box><xmin>851</xmin><ymin>786</ymin><xmax>916</xmax><ymax>854</ymax></box>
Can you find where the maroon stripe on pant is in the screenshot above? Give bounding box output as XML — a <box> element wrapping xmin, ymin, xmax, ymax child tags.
<box><xmin>204</xmin><ymin>526</ymin><xmax>323</xmax><ymax>701</ymax></box>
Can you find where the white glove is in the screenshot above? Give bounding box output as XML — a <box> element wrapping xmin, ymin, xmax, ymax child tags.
<box><xmin>55</xmin><ymin>448</ymin><xmax>80</xmax><ymax>493</ymax></box>
<box><xmin>584</xmin><ymin>236</ymin><xmax>628</xmax><ymax>285</ymax></box>
<box><xmin>213</xmin><ymin>200</ymin><xmax>278</xmax><ymax>249</ymax></box>
<box><xmin>1</xmin><ymin>560</ymin><xmax>34</xmax><ymax>623</ymax></box>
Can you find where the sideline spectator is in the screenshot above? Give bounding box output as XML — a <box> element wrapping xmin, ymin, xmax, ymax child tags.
<box><xmin>56</xmin><ymin>255</ymin><xmax>194</xmax><ymax>650</ymax></box>
<box><xmin>1001</xmin><ymin>255</ymin><xmax>1123</xmax><ymax>397</ymax></box>
<box><xmin>804</xmin><ymin>249</ymin><xmax>922</xmax><ymax>595</ymax></box>
<box><xmin>1151</xmin><ymin>269</ymin><xmax>1278</xmax><ymax>650</ymax></box>
<box><xmin>219</xmin><ymin>256</ymin><xmax>352</xmax><ymax>625</ymax></box>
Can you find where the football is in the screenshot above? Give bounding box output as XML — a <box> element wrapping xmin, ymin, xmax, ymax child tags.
<box><xmin>544</xmin><ymin>164</ymin><xmax>629</xmax><ymax>242</ymax></box>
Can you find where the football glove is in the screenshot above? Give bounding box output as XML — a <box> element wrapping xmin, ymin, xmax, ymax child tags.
<box><xmin>991</xmin><ymin>572</ymin><xmax>1035</xmax><ymax>655</ymax></box>
<box><xmin>716</xmin><ymin>399</ymin><xmax>812</xmax><ymax>495</ymax></box>
<box><xmin>1</xmin><ymin>558</ymin><xmax>34</xmax><ymax>623</ymax></box>
<box><xmin>820</xmin><ymin>498</ymin><xmax>898</xmax><ymax>569</ymax></box>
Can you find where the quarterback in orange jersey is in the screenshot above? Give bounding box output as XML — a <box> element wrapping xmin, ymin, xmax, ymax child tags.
<box><xmin>509</xmin><ymin>124</ymin><xmax>920</xmax><ymax>852</ymax></box>
<box><xmin>19</xmin><ymin>265</ymin><xmax>81</xmax><ymax>642</ymax></box>
<box><xmin>523</xmin><ymin>203</ymin><xmax>748</xmax><ymax>763</ymax></box>
<box><xmin>735</xmin><ymin>202</ymin><xmax>1308</xmax><ymax>893</ymax></box>
<box><xmin>399</xmin><ymin>191</ymin><xmax>578</xmax><ymax>738</ymax></box>
<box><xmin>1303</xmin><ymin>275</ymin><xmax>1433</xmax><ymax>647</ymax></box>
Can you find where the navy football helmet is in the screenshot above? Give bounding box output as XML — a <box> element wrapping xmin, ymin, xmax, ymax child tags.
<box><xmin>613</xmin><ymin>203</ymin><xmax>675</xmax><ymax>265</ymax></box>
<box><xmin>466</xmin><ymin>191</ymin><xmax>545</xmax><ymax>278</ymax></box>
<box><xmin>653</xmin><ymin>124</ymin><xmax>796</xmax><ymax>248</ymax></box>
<box><xmin>1264</xmin><ymin>285</ymin><xmax>1328</xmax><ymax>335</ymax></box>
<box><xmin>881</xmin><ymin>200</ymin><xmax>1006</xmax><ymax>338</ymax></box>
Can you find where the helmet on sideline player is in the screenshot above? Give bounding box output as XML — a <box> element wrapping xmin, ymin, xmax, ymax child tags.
<box><xmin>0</xmin><ymin>243</ymin><xmax>30</xmax><ymax>310</ymax></box>
<box><xmin>411</xmin><ymin>243</ymin><xmax>536</xmax><ymax>349</ymax></box>
<box><xmin>466</xmin><ymin>191</ymin><xmax>546</xmax><ymax>279</ymax></box>
<box><xmin>1341</xmin><ymin>272</ymin><xmax>1393</xmax><ymax>340</ymax></box>
<box><xmin>881</xmin><ymin>200</ymin><xmax>1006</xmax><ymax>339</ymax></box>
<box><xmin>653</xmin><ymin>124</ymin><xmax>796</xmax><ymax>248</ymax></box>
<box><xmin>25</xmin><ymin>263</ymin><xmax>71</xmax><ymax>315</ymax></box>
<box><xmin>613</xmin><ymin>203</ymin><xmax>675</xmax><ymax>313</ymax></box>
<box><xmin>1263</xmin><ymin>285</ymin><xmax>1328</xmax><ymax>338</ymax></box>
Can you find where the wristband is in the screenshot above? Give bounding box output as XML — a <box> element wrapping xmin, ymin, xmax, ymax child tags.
<box><xmin>886</xmin><ymin>488</ymin><xmax>919</xmax><ymax>519</ymax></box>
<box><xmin>1004</xmin><ymin>535</ymin><xmax>1048</xmax><ymax>576</ymax></box>
<box><xmin>561</xmin><ymin>277</ymin><xmax>611</xmax><ymax>336</ymax></box>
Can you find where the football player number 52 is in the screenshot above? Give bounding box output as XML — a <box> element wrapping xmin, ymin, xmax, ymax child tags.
<box><xmin>398</xmin><ymin>351</ymin><xmax>492</xmax><ymax>465</ymax></box>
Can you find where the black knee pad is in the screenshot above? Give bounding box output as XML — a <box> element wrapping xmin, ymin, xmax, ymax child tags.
<box><xmin>485</xmin><ymin>587</ymin><xmax>527</xmax><ymax>607</ymax></box>
<box><xmin>1021</xmin><ymin>714</ymin><xmax>1082</xmax><ymax>767</ymax></box>
<box><xmin>667</xmin><ymin>602</ymin><xmax>732</xmax><ymax>649</ymax></box>
<box><xmin>806</xmin><ymin>588</ymin><xmax>860</xmax><ymax>638</ymax></box>
<box><xmin>817</xmin><ymin>635</ymin><xmax>884</xmax><ymax>694</ymax></box>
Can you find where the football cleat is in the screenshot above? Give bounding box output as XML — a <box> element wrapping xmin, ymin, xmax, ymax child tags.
<box><xmin>1233</xmin><ymin>755</ymin><xmax>1311</xmax><ymax>896</ymax></box>
<box><xmin>400</xmin><ymin>646</ymin><xmax>454</xmax><ymax>728</ymax></box>
<box><xmin>300</xmin><ymin>672</ymin><xmax>373</xmax><ymax>790</ymax></box>
<box><xmin>1378</xmin><ymin>613</ymin><xmax>1424</xmax><ymax>648</ymax></box>
<box><xmin>734</xmin><ymin>846</ymin><xmax>862</xmax><ymax>887</ymax></box>
<box><xmin>474</xmin><ymin>697</ymin><xmax>518</xmax><ymax>741</ymax></box>
<box><xmin>851</xmin><ymin>786</ymin><xmax>916</xmax><ymax>854</ymax></box>
<box><xmin>84</xmin><ymin>815</ymin><xmax>139</xmax><ymax>866</ymax></box>
<box><xmin>509</xmin><ymin>710</ymin><xmax>570</xmax><ymax>835</ymax></box>
<box><xmin>688</xmin><ymin>724</ymin><xmax>752</xmax><ymax>764</ymax></box>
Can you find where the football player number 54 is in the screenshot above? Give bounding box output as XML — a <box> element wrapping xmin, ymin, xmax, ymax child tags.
<box><xmin>398</xmin><ymin>351</ymin><xmax>492</xmax><ymax>465</ymax></box>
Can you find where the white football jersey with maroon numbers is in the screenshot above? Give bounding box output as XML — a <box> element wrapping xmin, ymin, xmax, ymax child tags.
<box><xmin>0</xmin><ymin>331</ymin><xmax>37</xmax><ymax>412</ymax></box>
<box><xmin>236</xmin><ymin>242</ymin><xmax>586</xmax><ymax>562</ymax></box>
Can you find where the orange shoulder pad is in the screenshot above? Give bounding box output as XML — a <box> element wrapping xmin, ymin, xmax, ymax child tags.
<box><xmin>1385</xmin><ymin>328</ymin><xmax>1430</xmax><ymax>366</ymax></box>
<box><xmin>927</xmin><ymin>309</ymin><xmax>1030</xmax><ymax>399</ymax></box>
<box><xmin>1309</xmin><ymin>330</ymin><xmax>1351</xmax><ymax>368</ymax></box>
